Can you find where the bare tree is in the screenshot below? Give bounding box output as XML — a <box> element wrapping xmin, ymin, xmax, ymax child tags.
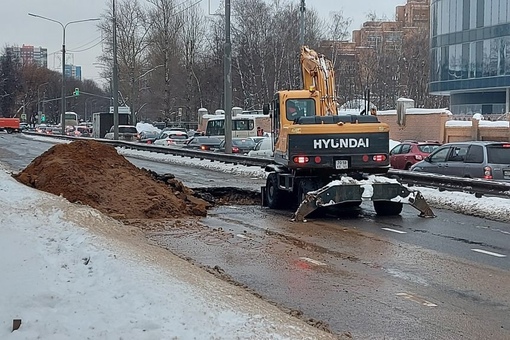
<box><xmin>146</xmin><ymin>0</ymin><xmax>184</xmax><ymax>122</ymax></box>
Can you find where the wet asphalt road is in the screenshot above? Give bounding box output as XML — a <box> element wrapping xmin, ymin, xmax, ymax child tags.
<box><xmin>2</xmin><ymin>133</ymin><xmax>510</xmax><ymax>339</ymax></box>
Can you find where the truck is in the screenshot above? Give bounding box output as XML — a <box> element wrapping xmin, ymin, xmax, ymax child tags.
<box><xmin>92</xmin><ymin>112</ymin><xmax>131</xmax><ymax>139</ymax></box>
<box><xmin>262</xmin><ymin>46</ymin><xmax>434</xmax><ymax>221</ymax></box>
<box><xmin>0</xmin><ymin>117</ymin><xmax>21</xmax><ymax>133</ymax></box>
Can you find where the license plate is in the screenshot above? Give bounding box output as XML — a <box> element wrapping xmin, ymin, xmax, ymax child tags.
<box><xmin>335</xmin><ymin>160</ymin><xmax>349</xmax><ymax>169</ymax></box>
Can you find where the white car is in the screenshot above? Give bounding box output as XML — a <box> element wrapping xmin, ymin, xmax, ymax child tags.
<box><xmin>247</xmin><ymin>137</ymin><xmax>273</xmax><ymax>158</ymax></box>
<box><xmin>104</xmin><ymin>125</ymin><xmax>139</xmax><ymax>141</ymax></box>
<box><xmin>153</xmin><ymin>131</ymin><xmax>189</xmax><ymax>146</ymax></box>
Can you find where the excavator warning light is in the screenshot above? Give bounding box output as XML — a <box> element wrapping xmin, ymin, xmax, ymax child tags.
<box><xmin>309</xmin><ymin>86</ymin><xmax>315</xmax><ymax>92</ymax></box>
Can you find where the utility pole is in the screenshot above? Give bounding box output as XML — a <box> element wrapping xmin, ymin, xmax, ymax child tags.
<box><xmin>299</xmin><ymin>0</ymin><xmax>305</xmax><ymax>47</ymax></box>
<box><xmin>113</xmin><ymin>0</ymin><xmax>120</xmax><ymax>140</ymax></box>
<box><xmin>224</xmin><ymin>0</ymin><xmax>232</xmax><ymax>153</ymax></box>
<box><xmin>299</xmin><ymin>0</ymin><xmax>306</xmax><ymax>89</ymax></box>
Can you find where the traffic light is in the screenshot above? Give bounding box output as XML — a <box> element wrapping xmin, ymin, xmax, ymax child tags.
<box><xmin>41</xmin><ymin>114</ymin><xmax>46</xmax><ymax>122</ymax></box>
<box><xmin>73</xmin><ymin>88</ymin><xmax>80</xmax><ymax>96</ymax></box>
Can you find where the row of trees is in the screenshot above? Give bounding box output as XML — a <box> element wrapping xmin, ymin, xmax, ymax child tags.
<box><xmin>1</xmin><ymin>0</ymin><xmax>447</xmax><ymax>124</ymax></box>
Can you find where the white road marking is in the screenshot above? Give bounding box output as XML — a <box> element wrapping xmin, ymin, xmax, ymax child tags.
<box><xmin>471</xmin><ymin>249</ymin><xmax>507</xmax><ymax>258</ymax></box>
<box><xmin>381</xmin><ymin>228</ymin><xmax>407</xmax><ymax>234</ymax></box>
<box><xmin>236</xmin><ymin>234</ymin><xmax>252</xmax><ymax>240</ymax></box>
<box><xmin>299</xmin><ymin>257</ymin><xmax>327</xmax><ymax>266</ymax></box>
<box><xmin>396</xmin><ymin>293</ymin><xmax>437</xmax><ymax>307</ymax></box>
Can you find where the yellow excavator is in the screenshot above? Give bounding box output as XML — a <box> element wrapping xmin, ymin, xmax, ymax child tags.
<box><xmin>262</xmin><ymin>46</ymin><xmax>434</xmax><ymax>221</ymax></box>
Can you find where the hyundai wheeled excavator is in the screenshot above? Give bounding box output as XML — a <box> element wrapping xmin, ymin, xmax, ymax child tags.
<box><xmin>262</xmin><ymin>46</ymin><xmax>434</xmax><ymax>221</ymax></box>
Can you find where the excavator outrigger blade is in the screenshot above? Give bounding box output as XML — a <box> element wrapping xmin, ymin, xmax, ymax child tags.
<box><xmin>292</xmin><ymin>176</ymin><xmax>435</xmax><ymax>222</ymax></box>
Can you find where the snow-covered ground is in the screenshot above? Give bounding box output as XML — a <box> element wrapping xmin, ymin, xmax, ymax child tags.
<box><xmin>0</xmin><ymin>167</ymin><xmax>335</xmax><ymax>339</ymax></box>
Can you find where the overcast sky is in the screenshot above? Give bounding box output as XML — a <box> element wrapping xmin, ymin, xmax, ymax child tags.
<box><xmin>1</xmin><ymin>0</ymin><xmax>404</xmax><ymax>85</ymax></box>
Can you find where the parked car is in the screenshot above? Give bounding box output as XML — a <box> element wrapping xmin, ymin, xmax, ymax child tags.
<box><xmin>104</xmin><ymin>125</ymin><xmax>139</xmax><ymax>141</ymax></box>
<box><xmin>247</xmin><ymin>137</ymin><xmax>273</xmax><ymax>158</ymax></box>
<box><xmin>410</xmin><ymin>141</ymin><xmax>510</xmax><ymax>181</ymax></box>
<box><xmin>138</xmin><ymin>130</ymin><xmax>160</xmax><ymax>144</ymax></box>
<box><xmin>217</xmin><ymin>138</ymin><xmax>257</xmax><ymax>154</ymax></box>
<box><xmin>162</xmin><ymin>127</ymin><xmax>187</xmax><ymax>134</ymax></box>
<box><xmin>153</xmin><ymin>131</ymin><xmax>189</xmax><ymax>146</ymax></box>
<box><xmin>389</xmin><ymin>141</ymin><xmax>441</xmax><ymax>170</ymax></box>
<box><xmin>182</xmin><ymin>136</ymin><xmax>222</xmax><ymax>151</ymax></box>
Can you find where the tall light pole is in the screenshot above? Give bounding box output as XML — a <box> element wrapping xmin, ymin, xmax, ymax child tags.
<box><xmin>37</xmin><ymin>82</ymin><xmax>49</xmax><ymax>124</ymax></box>
<box><xmin>112</xmin><ymin>0</ymin><xmax>120</xmax><ymax>140</ymax></box>
<box><xmin>29</xmin><ymin>13</ymin><xmax>100</xmax><ymax>135</ymax></box>
<box><xmin>224</xmin><ymin>0</ymin><xmax>232</xmax><ymax>153</ymax></box>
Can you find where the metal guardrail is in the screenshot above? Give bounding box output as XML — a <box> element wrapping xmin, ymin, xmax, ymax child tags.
<box><xmin>23</xmin><ymin>131</ymin><xmax>510</xmax><ymax>198</ymax></box>
<box><xmin>387</xmin><ymin>169</ymin><xmax>510</xmax><ymax>198</ymax></box>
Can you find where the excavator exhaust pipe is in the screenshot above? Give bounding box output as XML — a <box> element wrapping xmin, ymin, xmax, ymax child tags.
<box><xmin>291</xmin><ymin>176</ymin><xmax>435</xmax><ymax>222</ymax></box>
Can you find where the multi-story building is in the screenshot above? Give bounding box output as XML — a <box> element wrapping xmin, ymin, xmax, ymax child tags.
<box><xmin>430</xmin><ymin>0</ymin><xmax>510</xmax><ymax>115</ymax></box>
<box><xmin>5</xmin><ymin>45</ymin><xmax>47</xmax><ymax>68</ymax></box>
<box><xmin>65</xmin><ymin>64</ymin><xmax>82</xmax><ymax>81</ymax></box>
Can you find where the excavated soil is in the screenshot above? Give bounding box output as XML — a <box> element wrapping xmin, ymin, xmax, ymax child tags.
<box><xmin>13</xmin><ymin>140</ymin><xmax>210</xmax><ymax>220</ymax></box>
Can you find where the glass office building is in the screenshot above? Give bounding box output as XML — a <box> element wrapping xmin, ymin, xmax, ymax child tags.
<box><xmin>430</xmin><ymin>0</ymin><xmax>510</xmax><ymax>115</ymax></box>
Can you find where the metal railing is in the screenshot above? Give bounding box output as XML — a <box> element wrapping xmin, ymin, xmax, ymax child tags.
<box><xmin>23</xmin><ymin>131</ymin><xmax>510</xmax><ymax>199</ymax></box>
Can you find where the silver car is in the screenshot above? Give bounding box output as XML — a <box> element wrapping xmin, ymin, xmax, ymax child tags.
<box><xmin>410</xmin><ymin>141</ymin><xmax>510</xmax><ymax>182</ymax></box>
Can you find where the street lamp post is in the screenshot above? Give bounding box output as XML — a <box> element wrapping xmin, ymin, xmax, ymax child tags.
<box><xmin>37</xmin><ymin>82</ymin><xmax>49</xmax><ymax>125</ymax></box>
<box><xmin>29</xmin><ymin>13</ymin><xmax>100</xmax><ymax>135</ymax></box>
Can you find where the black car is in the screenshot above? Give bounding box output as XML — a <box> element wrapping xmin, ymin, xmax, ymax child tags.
<box><xmin>183</xmin><ymin>136</ymin><xmax>222</xmax><ymax>151</ymax></box>
<box><xmin>217</xmin><ymin>138</ymin><xmax>257</xmax><ymax>154</ymax></box>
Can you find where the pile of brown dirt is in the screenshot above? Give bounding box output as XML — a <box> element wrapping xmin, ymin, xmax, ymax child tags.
<box><xmin>13</xmin><ymin>140</ymin><xmax>209</xmax><ymax>219</ymax></box>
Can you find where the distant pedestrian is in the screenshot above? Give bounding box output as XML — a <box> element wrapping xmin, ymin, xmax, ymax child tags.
<box><xmin>257</xmin><ymin>127</ymin><xmax>263</xmax><ymax>136</ymax></box>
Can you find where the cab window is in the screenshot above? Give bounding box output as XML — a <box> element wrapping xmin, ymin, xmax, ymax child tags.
<box><xmin>286</xmin><ymin>99</ymin><xmax>316</xmax><ymax>120</ymax></box>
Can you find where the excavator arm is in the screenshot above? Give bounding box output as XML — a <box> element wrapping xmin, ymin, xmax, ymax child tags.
<box><xmin>300</xmin><ymin>46</ymin><xmax>337</xmax><ymax>116</ymax></box>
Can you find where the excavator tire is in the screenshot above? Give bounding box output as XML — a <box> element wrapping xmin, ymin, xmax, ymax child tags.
<box><xmin>373</xmin><ymin>201</ymin><xmax>403</xmax><ymax>216</ymax></box>
<box><xmin>266</xmin><ymin>173</ymin><xmax>285</xmax><ymax>209</ymax></box>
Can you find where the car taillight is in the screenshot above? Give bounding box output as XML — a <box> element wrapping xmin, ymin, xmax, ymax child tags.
<box><xmin>293</xmin><ymin>156</ymin><xmax>309</xmax><ymax>164</ymax></box>
<box><xmin>373</xmin><ymin>154</ymin><xmax>387</xmax><ymax>162</ymax></box>
<box><xmin>415</xmin><ymin>154</ymin><xmax>423</xmax><ymax>160</ymax></box>
<box><xmin>232</xmin><ymin>146</ymin><xmax>240</xmax><ymax>153</ymax></box>
<box><xmin>167</xmin><ymin>139</ymin><xmax>175</xmax><ymax>145</ymax></box>
<box><xmin>502</xmin><ymin>144</ymin><xmax>510</xmax><ymax>148</ymax></box>
<box><xmin>201</xmin><ymin>145</ymin><xmax>207</xmax><ymax>150</ymax></box>
<box><xmin>314</xmin><ymin>156</ymin><xmax>322</xmax><ymax>164</ymax></box>
<box><xmin>484</xmin><ymin>166</ymin><xmax>493</xmax><ymax>179</ymax></box>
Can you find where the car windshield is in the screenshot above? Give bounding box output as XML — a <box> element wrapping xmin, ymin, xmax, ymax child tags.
<box><xmin>168</xmin><ymin>134</ymin><xmax>187</xmax><ymax>140</ymax></box>
<box><xmin>487</xmin><ymin>145</ymin><xmax>510</xmax><ymax>164</ymax></box>
<box><xmin>232</xmin><ymin>139</ymin><xmax>256</xmax><ymax>147</ymax></box>
<box><xmin>417</xmin><ymin>144</ymin><xmax>440</xmax><ymax>153</ymax></box>
<box><xmin>143</xmin><ymin>131</ymin><xmax>159</xmax><ymax>137</ymax></box>
<box><xmin>119</xmin><ymin>127</ymin><xmax>137</xmax><ymax>134</ymax></box>
<box><xmin>196</xmin><ymin>137</ymin><xmax>221</xmax><ymax>143</ymax></box>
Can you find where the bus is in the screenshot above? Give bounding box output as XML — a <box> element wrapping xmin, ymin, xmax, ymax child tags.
<box><xmin>202</xmin><ymin>113</ymin><xmax>270</xmax><ymax>138</ymax></box>
<box><xmin>64</xmin><ymin>112</ymin><xmax>79</xmax><ymax>127</ymax></box>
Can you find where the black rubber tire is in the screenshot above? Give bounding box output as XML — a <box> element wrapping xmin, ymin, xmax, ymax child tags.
<box><xmin>6</xmin><ymin>128</ymin><xmax>13</xmax><ymax>134</ymax></box>
<box><xmin>405</xmin><ymin>163</ymin><xmax>412</xmax><ymax>170</ymax></box>
<box><xmin>373</xmin><ymin>201</ymin><xmax>403</xmax><ymax>216</ymax></box>
<box><xmin>266</xmin><ymin>173</ymin><xmax>285</xmax><ymax>209</ymax></box>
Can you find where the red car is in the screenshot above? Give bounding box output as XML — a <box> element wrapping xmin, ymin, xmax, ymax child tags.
<box><xmin>390</xmin><ymin>141</ymin><xmax>441</xmax><ymax>170</ymax></box>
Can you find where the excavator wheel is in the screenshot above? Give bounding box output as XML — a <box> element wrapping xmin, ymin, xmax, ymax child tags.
<box><xmin>373</xmin><ymin>201</ymin><xmax>403</xmax><ymax>216</ymax></box>
<box><xmin>266</xmin><ymin>173</ymin><xmax>286</xmax><ymax>209</ymax></box>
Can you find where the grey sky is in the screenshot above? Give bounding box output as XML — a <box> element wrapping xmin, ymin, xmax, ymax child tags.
<box><xmin>1</xmin><ymin>0</ymin><xmax>404</xmax><ymax>84</ymax></box>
